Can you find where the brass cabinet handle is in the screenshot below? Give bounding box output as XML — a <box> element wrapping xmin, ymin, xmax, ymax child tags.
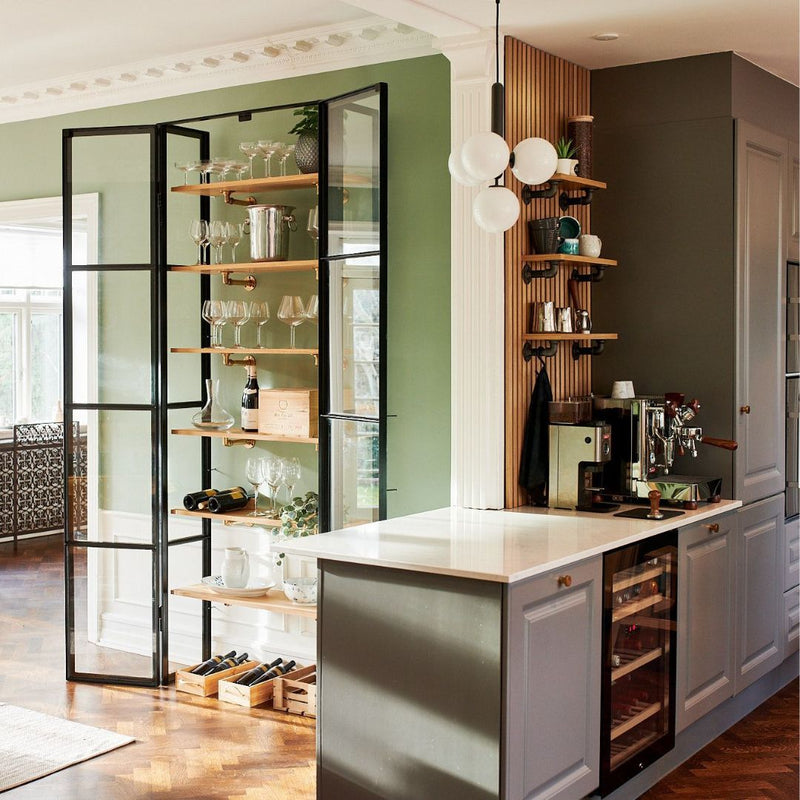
<box><xmin>557</xmin><ymin>575</ymin><xmax>572</xmax><ymax>588</ymax></box>
<box><xmin>740</xmin><ymin>405</ymin><xmax>751</xmax><ymax>414</ymax></box>
<box><xmin>705</xmin><ymin>522</ymin><xmax>720</xmax><ymax>533</ymax></box>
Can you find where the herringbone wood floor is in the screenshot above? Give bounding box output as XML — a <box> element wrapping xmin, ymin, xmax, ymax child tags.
<box><xmin>1</xmin><ymin>535</ymin><xmax>797</xmax><ymax>799</ymax></box>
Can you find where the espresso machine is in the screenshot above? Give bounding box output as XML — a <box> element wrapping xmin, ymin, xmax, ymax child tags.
<box><xmin>548</xmin><ymin>422</ymin><xmax>618</xmax><ymax>511</ymax></box>
<box><xmin>593</xmin><ymin>393</ymin><xmax>737</xmax><ymax>508</ymax></box>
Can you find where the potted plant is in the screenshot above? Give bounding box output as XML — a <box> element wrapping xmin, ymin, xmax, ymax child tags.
<box><xmin>273</xmin><ymin>491</ymin><xmax>319</xmax><ymax>567</ymax></box>
<box><xmin>555</xmin><ymin>136</ymin><xmax>579</xmax><ymax>176</ymax></box>
<box><xmin>289</xmin><ymin>105</ymin><xmax>319</xmax><ymax>173</ymax></box>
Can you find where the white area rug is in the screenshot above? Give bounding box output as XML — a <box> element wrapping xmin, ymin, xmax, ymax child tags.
<box><xmin>0</xmin><ymin>703</ymin><xmax>135</xmax><ymax>792</ymax></box>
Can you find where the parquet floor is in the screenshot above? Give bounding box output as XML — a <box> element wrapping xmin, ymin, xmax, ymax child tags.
<box><xmin>1</xmin><ymin>534</ymin><xmax>797</xmax><ymax>800</ymax></box>
<box><xmin>0</xmin><ymin>535</ymin><xmax>315</xmax><ymax>800</ymax></box>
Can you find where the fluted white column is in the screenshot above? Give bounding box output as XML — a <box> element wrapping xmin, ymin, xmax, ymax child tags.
<box><xmin>437</xmin><ymin>32</ymin><xmax>505</xmax><ymax>510</ymax></box>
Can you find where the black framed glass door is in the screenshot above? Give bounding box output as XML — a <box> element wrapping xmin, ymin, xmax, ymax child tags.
<box><xmin>319</xmin><ymin>83</ymin><xmax>387</xmax><ymax>531</ymax></box>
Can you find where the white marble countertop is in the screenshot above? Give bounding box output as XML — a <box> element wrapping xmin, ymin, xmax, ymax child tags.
<box><xmin>276</xmin><ymin>500</ymin><xmax>742</xmax><ymax>583</ymax></box>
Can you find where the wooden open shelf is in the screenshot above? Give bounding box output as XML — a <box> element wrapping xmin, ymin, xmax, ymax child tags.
<box><xmin>171</xmin><ymin>347</ymin><xmax>318</xmax><ymax>357</ymax></box>
<box><xmin>523</xmin><ymin>333</ymin><xmax>619</xmax><ymax>341</ymax></box>
<box><xmin>550</xmin><ymin>173</ymin><xmax>607</xmax><ymax>191</ymax></box>
<box><xmin>521</xmin><ymin>254</ymin><xmax>617</xmax><ymax>267</ymax></box>
<box><xmin>171</xmin><ymin>174</ymin><xmax>318</xmax><ymax>197</ymax></box>
<box><xmin>169</xmin><ymin>259</ymin><xmax>317</xmax><ymax>275</ymax></box>
<box><xmin>171</xmin><ymin>504</ymin><xmax>280</xmax><ymax>528</ymax></box>
<box><xmin>172</xmin><ymin>584</ymin><xmax>317</xmax><ymax>619</ymax></box>
<box><xmin>172</xmin><ymin>427</ymin><xmax>318</xmax><ymax>445</ymax></box>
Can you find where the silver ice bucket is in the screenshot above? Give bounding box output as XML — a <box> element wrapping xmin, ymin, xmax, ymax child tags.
<box><xmin>246</xmin><ymin>204</ymin><xmax>297</xmax><ymax>262</ymax></box>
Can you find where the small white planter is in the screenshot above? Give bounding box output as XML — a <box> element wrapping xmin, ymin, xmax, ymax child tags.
<box><xmin>556</xmin><ymin>158</ymin><xmax>579</xmax><ymax>176</ymax></box>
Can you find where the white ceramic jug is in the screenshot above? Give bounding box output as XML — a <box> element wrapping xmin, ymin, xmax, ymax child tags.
<box><xmin>221</xmin><ymin>547</ymin><xmax>250</xmax><ymax>588</ymax></box>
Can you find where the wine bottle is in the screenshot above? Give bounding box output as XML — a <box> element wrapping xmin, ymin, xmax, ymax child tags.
<box><xmin>234</xmin><ymin>657</ymin><xmax>283</xmax><ymax>685</ymax></box>
<box><xmin>190</xmin><ymin>650</ymin><xmax>236</xmax><ymax>675</ymax></box>
<box><xmin>250</xmin><ymin>659</ymin><xmax>296</xmax><ymax>686</ymax></box>
<box><xmin>241</xmin><ymin>363</ymin><xmax>260</xmax><ymax>432</ymax></box>
<box><xmin>207</xmin><ymin>487</ymin><xmax>250</xmax><ymax>513</ymax></box>
<box><xmin>183</xmin><ymin>489</ymin><xmax>219</xmax><ymax>511</ymax></box>
<box><xmin>205</xmin><ymin>652</ymin><xmax>250</xmax><ymax>675</ymax></box>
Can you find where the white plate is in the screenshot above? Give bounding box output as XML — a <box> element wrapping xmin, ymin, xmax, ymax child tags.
<box><xmin>201</xmin><ymin>575</ymin><xmax>275</xmax><ymax>597</ymax></box>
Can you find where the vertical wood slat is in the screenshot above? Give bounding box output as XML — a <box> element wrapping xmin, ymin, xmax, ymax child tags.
<box><xmin>504</xmin><ymin>37</ymin><xmax>592</xmax><ymax>508</ymax></box>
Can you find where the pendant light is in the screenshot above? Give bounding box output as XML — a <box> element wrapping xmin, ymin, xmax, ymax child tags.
<box><xmin>448</xmin><ymin>0</ymin><xmax>558</xmax><ymax>233</ymax></box>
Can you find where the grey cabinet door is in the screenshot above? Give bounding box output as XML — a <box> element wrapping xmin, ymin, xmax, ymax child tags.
<box><xmin>504</xmin><ymin>557</ymin><xmax>601</xmax><ymax>800</ymax></box>
<box><xmin>786</xmin><ymin>517</ymin><xmax>799</xmax><ymax>592</ymax></box>
<box><xmin>784</xmin><ymin>586</ymin><xmax>800</xmax><ymax>658</ymax></box>
<box><xmin>735</xmin><ymin>121</ymin><xmax>788</xmax><ymax>504</ymax></box>
<box><xmin>789</xmin><ymin>140</ymin><xmax>799</xmax><ymax>263</ymax></box>
<box><xmin>676</xmin><ymin>513</ymin><xmax>736</xmax><ymax>733</ymax></box>
<box><xmin>734</xmin><ymin>495</ymin><xmax>785</xmax><ymax>693</ymax></box>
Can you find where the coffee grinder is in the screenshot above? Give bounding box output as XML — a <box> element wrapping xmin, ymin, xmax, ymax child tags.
<box><xmin>548</xmin><ymin>423</ymin><xmax>618</xmax><ymax>512</ymax></box>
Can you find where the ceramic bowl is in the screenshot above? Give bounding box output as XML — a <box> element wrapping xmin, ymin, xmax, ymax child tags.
<box><xmin>283</xmin><ymin>576</ymin><xmax>318</xmax><ymax>604</ymax></box>
<box><xmin>558</xmin><ymin>215</ymin><xmax>581</xmax><ymax>240</ymax></box>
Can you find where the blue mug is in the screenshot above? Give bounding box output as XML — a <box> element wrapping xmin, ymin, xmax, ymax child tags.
<box><xmin>559</xmin><ymin>237</ymin><xmax>579</xmax><ymax>255</ymax></box>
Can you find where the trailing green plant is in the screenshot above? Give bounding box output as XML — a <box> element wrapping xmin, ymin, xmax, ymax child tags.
<box><xmin>274</xmin><ymin>491</ymin><xmax>319</xmax><ymax>565</ymax></box>
<box><xmin>555</xmin><ymin>136</ymin><xmax>577</xmax><ymax>159</ymax></box>
<box><xmin>288</xmin><ymin>105</ymin><xmax>319</xmax><ymax>137</ymax></box>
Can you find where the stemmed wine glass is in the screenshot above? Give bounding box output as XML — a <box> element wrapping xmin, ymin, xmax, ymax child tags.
<box><xmin>245</xmin><ymin>457</ymin><xmax>267</xmax><ymax>516</ymax></box>
<box><xmin>257</xmin><ymin>140</ymin><xmax>278</xmax><ymax>177</ymax></box>
<box><xmin>208</xmin><ymin>221</ymin><xmax>226</xmax><ymax>265</ymax></box>
<box><xmin>304</xmin><ymin>295</ymin><xmax>318</xmax><ymax>325</ymax></box>
<box><xmin>277</xmin><ymin>295</ymin><xmax>306</xmax><ymax>349</ymax></box>
<box><xmin>227</xmin><ymin>300</ymin><xmax>250</xmax><ymax>348</ymax></box>
<box><xmin>189</xmin><ymin>219</ymin><xmax>208</xmax><ymax>265</ymax></box>
<box><xmin>262</xmin><ymin>457</ymin><xmax>282</xmax><ymax>518</ymax></box>
<box><xmin>249</xmin><ymin>301</ymin><xmax>270</xmax><ymax>347</ymax></box>
<box><xmin>277</xmin><ymin>143</ymin><xmax>296</xmax><ymax>176</ymax></box>
<box><xmin>281</xmin><ymin>457</ymin><xmax>301</xmax><ymax>504</ymax></box>
<box><xmin>203</xmin><ymin>299</ymin><xmax>225</xmax><ymax>347</ymax></box>
<box><xmin>225</xmin><ymin>221</ymin><xmax>243</xmax><ymax>263</ymax></box>
<box><xmin>306</xmin><ymin>206</ymin><xmax>319</xmax><ymax>241</ymax></box>
<box><xmin>239</xmin><ymin>142</ymin><xmax>260</xmax><ymax>178</ymax></box>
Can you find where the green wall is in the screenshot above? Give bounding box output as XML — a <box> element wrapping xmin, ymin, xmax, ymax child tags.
<box><xmin>0</xmin><ymin>55</ymin><xmax>452</xmax><ymax>520</ymax></box>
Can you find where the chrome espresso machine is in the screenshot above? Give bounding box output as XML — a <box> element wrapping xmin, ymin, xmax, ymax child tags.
<box><xmin>593</xmin><ymin>393</ymin><xmax>737</xmax><ymax>509</ymax></box>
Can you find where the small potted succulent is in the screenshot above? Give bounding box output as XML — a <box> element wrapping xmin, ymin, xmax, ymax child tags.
<box><xmin>289</xmin><ymin>105</ymin><xmax>319</xmax><ymax>173</ymax></box>
<box><xmin>555</xmin><ymin>136</ymin><xmax>579</xmax><ymax>176</ymax></box>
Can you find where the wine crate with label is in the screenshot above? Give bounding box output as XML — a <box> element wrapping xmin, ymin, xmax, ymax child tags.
<box><xmin>258</xmin><ymin>388</ymin><xmax>319</xmax><ymax>438</ymax></box>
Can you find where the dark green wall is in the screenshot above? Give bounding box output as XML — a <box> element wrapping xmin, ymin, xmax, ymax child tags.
<box><xmin>0</xmin><ymin>55</ymin><xmax>452</xmax><ymax>518</ymax></box>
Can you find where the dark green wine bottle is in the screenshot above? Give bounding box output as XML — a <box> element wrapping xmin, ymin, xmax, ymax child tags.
<box><xmin>190</xmin><ymin>650</ymin><xmax>236</xmax><ymax>675</ymax></box>
<box><xmin>234</xmin><ymin>657</ymin><xmax>282</xmax><ymax>685</ymax></box>
<box><xmin>207</xmin><ymin>487</ymin><xmax>250</xmax><ymax>513</ymax></box>
<box><xmin>251</xmin><ymin>660</ymin><xmax>296</xmax><ymax>686</ymax></box>
<box><xmin>205</xmin><ymin>652</ymin><xmax>249</xmax><ymax>675</ymax></box>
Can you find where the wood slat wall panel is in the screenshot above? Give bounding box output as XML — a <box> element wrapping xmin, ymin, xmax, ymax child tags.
<box><xmin>504</xmin><ymin>37</ymin><xmax>592</xmax><ymax>508</ymax></box>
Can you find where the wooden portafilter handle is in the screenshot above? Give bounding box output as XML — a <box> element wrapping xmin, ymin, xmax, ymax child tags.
<box><xmin>699</xmin><ymin>437</ymin><xmax>738</xmax><ymax>451</ymax></box>
<box><xmin>568</xmin><ymin>277</ymin><xmax>582</xmax><ymax>311</ymax></box>
<box><xmin>647</xmin><ymin>489</ymin><xmax>664</xmax><ymax>520</ymax></box>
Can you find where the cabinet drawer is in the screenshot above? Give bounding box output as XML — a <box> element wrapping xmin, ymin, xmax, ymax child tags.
<box><xmin>785</xmin><ymin>517</ymin><xmax>799</xmax><ymax>592</ymax></box>
<box><xmin>784</xmin><ymin>586</ymin><xmax>799</xmax><ymax>658</ymax></box>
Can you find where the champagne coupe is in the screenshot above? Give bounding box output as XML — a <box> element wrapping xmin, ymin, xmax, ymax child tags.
<box><xmin>245</xmin><ymin>457</ymin><xmax>267</xmax><ymax>516</ymax></box>
<box><xmin>189</xmin><ymin>219</ymin><xmax>208</xmax><ymax>265</ymax></box>
<box><xmin>305</xmin><ymin>294</ymin><xmax>319</xmax><ymax>325</ymax></box>
<box><xmin>175</xmin><ymin>161</ymin><xmax>193</xmax><ymax>184</ymax></box>
<box><xmin>249</xmin><ymin>300</ymin><xmax>270</xmax><ymax>347</ymax></box>
<box><xmin>277</xmin><ymin>143</ymin><xmax>296</xmax><ymax>176</ymax></box>
<box><xmin>306</xmin><ymin>205</ymin><xmax>319</xmax><ymax>241</ymax></box>
<box><xmin>225</xmin><ymin>221</ymin><xmax>242</xmax><ymax>263</ymax></box>
<box><xmin>262</xmin><ymin>457</ymin><xmax>282</xmax><ymax>518</ymax></box>
<box><xmin>227</xmin><ymin>300</ymin><xmax>249</xmax><ymax>348</ymax></box>
<box><xmin>208</xmin><ymin>220</ymin><xmax>226</xmax><ymax>265</ymax></box>
<box><xmin>281</xmin><ymin>457</ymin><xmax>301</xmax><ymax>504</ymax></box>
<box><xmin>257</xmin><ymin>140</ymin><xmax>278</xmax><ymax>177</ymax></box>
<box><xmin>277</xmin><ymin>295</ymin><xmax>306</xmax><ymax>349</ymax></box>
<box><xmin>239</xmin><ymin>142</ymin><xmax>260</xmax><ymax>178</ymax></box>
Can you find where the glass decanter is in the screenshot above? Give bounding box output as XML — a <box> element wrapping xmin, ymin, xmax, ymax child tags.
<box><xmin>191</xmin><ymin>378</ymin><xmax>234</xmax><ymax>431</ymax></box>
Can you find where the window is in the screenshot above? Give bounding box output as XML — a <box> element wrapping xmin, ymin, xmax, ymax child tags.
<box><xmin>0</xmin><ymin>196</ymin><xmax>96</xmax><ymax>426</ymax></box>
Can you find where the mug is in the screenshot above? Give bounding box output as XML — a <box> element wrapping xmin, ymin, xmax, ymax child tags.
<box><xmin>560</xmin><ymin>238</ymin><xmax>579</xmax><ymax>255</ymax></box>
<box><xmin>528</xmin><ymin>217</ymin><xmax>561</xmax><ymax>255</ymax></box>
<box><xmin>579</xmin><ymin>234</ymin><xmax>602</xmax><ymax>258</ymax></box>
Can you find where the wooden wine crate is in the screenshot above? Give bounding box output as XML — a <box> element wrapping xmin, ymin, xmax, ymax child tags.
<box><xmin>175</xmin><ymin>660</ymin><xmax>258</xmax><ymax>697</ymax></box>
<box><xmin>217</xmin><ymin>664</ymin><xmax>316</xmax><ymax>708</ymax></box>
<box><xmin>273</xmin><ymin>669</ymin><xmax>317</xmax><ymax>717</ymax></box>
<box><xmin>258</xmin><ymin>388</ymin><xmax>318</xmax><ymax>438</ymax></box>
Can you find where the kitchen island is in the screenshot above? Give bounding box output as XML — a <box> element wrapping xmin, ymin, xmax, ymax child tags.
<box><xmin>277</xmin><ymin>500</ymin><xmax>782</xmax><ymax>800</ymax></box>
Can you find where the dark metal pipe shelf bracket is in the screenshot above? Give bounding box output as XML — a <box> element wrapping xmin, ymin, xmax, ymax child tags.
<box><xmin>521</xmin><ymin>180</ymin><xmax>559</xmax><ymax>206</ymax></box>
<box><xmin>570</xmin><ymin>265</ymin><xmax>606</xmax><ymax>283</ymax></box>
<box><xmin>572</xmin><ymin>340</ymin><xmax>605</xmax><ymax>360</ymax></box>
<box><xmin>523</xmin><ymin>340</ymin><xmax>559</xmax><ymax>361</ymax></box>
<box><xmin>559</xmin><ymin>187</ymin><xmax>594</xmax><ymax>210</ymax></box>
<box><xmin>522</xmin><ymin>261</ymin><xmax>560</xmax><ymax>282</ymax></box>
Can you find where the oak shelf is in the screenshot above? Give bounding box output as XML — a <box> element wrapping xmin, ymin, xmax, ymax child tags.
<box><xmin>549</xmin><ymin>173</ymin><xmax>607</xmax><ymax>190</ymax></box>
<box><xmin>171</xmin><ymin>504</ymin><xmax>280</xmax><ymax>528</ymax></box>
<box><xmin>169</xmin><ymin>259</ymin><xmax>317</xmax><ymax>275</ymax></box>
<box><xmin>171</xmin><ymin>174</ymin><xmax>318</xmax><ymax>197</ymax></box>
<box><xmin>171</xmin><ymin>347</ymin><xmax>318</xmax><ymax>356</ymax></box>
<box><xmin>172</xmin><ymin>427</ymin><xmax>319</xmax><ymax>446</ymax></box>
<box><xmin>522</xmin><ymin>333</ymin><xmax>619</xmax><ymax>341</ymax></box>
<box><xmin>172</xmin><ymin>584</ymin><xmax>317</xmax><ymax>619</ymax></box>
<box><xmin>521</xmin><ymin>254</ymin><xmax>617</xmax><ymax>267</ymax></box>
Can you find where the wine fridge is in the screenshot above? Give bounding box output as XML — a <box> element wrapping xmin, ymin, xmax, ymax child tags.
<box><xmin>599</xmin><ymin>529</ymin><xmax>678</xmax><ymax>795</ymax></box>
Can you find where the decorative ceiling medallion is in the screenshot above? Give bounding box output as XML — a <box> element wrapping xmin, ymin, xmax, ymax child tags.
<box><xmin>0</xmin><ymin>16</ymin><xmax>434</xmax><ymax>124</ymax></box>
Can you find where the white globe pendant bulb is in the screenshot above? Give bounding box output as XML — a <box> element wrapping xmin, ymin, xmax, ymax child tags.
<box><xmin>473</xmin><ymin>186</ymin><xmax>520</xmax><ymax>233</ymax></box>
<box><xmin>510</xmin><ymin>137</ymin><xmax>558</xmax><ymax>185</ymax></box>
<box><xmin>461</xmin><ymin>131</ymin><xmax>510</xmax><ymax>182</ymax></box>
<box><xmin>448</xmin><ymin>147</ymin><xmax>481</xmax><ymax>187</ymax></box>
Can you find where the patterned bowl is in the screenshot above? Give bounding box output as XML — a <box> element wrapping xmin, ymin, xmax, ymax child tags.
<box><xmin>283</xmin><ymin>576</ymin><xmax>318</xmax><ymax>605</ymax></box>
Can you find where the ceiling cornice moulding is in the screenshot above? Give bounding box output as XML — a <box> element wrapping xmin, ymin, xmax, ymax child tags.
<box><xmin>0</xmin><ymin>16</ymin><xmax>435</xmax><ymax>125</ymax></box>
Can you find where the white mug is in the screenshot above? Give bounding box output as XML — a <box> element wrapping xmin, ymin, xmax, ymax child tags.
<box><xmin>221</xmin><ymin>547</ymin><xmax>250</xmax><ymax>588</ymax></box>
<box><xmin>579</xmin><ymin>234</ymin><xmax>602</xmax><ymax>258</ymax></box>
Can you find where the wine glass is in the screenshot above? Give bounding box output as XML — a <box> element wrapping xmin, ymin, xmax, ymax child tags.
<box><xmin>281</xmin><ymin>457</ymin><xmax>301</xmax><ymax>504</ymax></box>
<box><xmin>225</xmin><ymin>221</ymin><xmax>243</xmax><ymax>263</ymax></box>
<box><xmin>304</xmin><ymin>295</ymin><xmax>318</xmax><ymax>325</ymax></box>
<box><xmin>306</xmin><ymin>206</ymin><xmax>319</xmax><ymax>241</ymax></box>
<box><xmin>189</xmin><ymin>219</ymin><xmax>208</xmax><ymax>265</ymax></box>
<box><xmin>227</xmin><ymin>300</ymin><xmax>249</xmax><ymax>348</ymax></box>
<box><xmin>239</xmin><ymin>142</ymin><xmax>260</xmax><ymax>178</ymax></box>
<box><xmin>215</xmin><ymin>300</ymin><xmax>232</xmax><ymax>348</ymax></box>
<box><xmin>257</xmin><ymin>140</ymin><xmax>278</xmax><ymax>177</ymax></box>
<box><xmin>261</xmin><ymin>456</ymin><xmax>282</xmax><ymax>518</ymax></box>
<box><xmin>277</xmin><ymin>143</ymin><xmax>296</xmax><ymax>176</ymax></box>
<box><xmin>208</xmin><ymin>220</ymin><xmax>226</xmax><ymax>265</ymax></box>
<box><xmin>277</xmin><ymin>295</ymin><xmax>306</xmax><ymax>349</ymax></box>
<box><xmin>249</xmin><ymin>300</ymin><xmax>270</xmax><ymax>347</ymax></box>
<box><xmin>245</xmin><ymin>457</ymin><xmax>267</xmax><ymax>516</ymax></box>
<box><xmin>175</xmin><ymin>161</ymin><xmax>193</xmax><ymax>184</ymax></box>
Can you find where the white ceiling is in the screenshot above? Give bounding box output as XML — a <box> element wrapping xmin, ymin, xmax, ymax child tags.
<box><xmin>0</xmin><ymin>0</ymin><xmax>796</xmax><ymax>119</ymax></box>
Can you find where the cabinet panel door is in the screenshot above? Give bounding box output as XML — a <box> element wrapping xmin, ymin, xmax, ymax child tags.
<box><xmin>676</xmin><ymin>514</ymin><xmax>736</xmax><ymax>733</ymax></box>
<box><xmin>788</xmin><ymin>140</ymin><xmax>799</xmax><ymax>263</ymax></box>
<box><xmin>786</xmin><ymin>517</ymin><xmax>799</xmax><ymax>592</ymax></box>
<box><xmin>784</xmin><ymin>586</ymin><xmax>800</xmax><ymax>658</ymax></box>
<box><xmin>734</xmin><ymin>496</ymin><xmax>784</xmax><ymax>693</ymax></box>
<box><xmin>735</xmin><ymin>121</ymin><xmax>787</xmax><ymax>504</ymax></box>
<box><xmin>505</xmin><ymin>557</ymin><xmax>601</xmax><ymax>800</ymax></box>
